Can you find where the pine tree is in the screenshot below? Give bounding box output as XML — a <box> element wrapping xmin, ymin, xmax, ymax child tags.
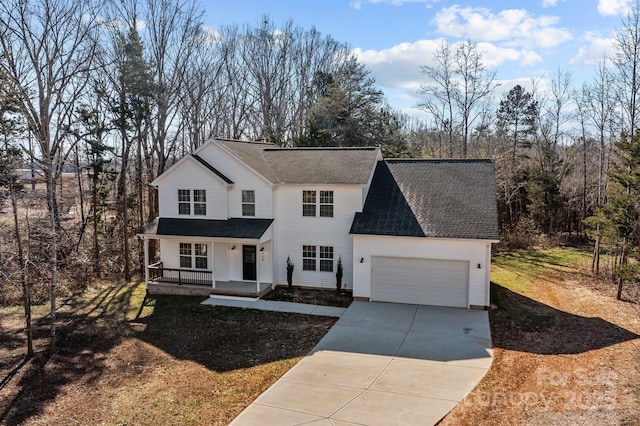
<box><xmin>585</xmin><ymin>132</ymin><xmax>640</xmax><ymax>299</ymax></box>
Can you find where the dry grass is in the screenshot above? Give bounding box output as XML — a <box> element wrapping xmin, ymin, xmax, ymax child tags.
<box><xmin>440</xmin><ymin>248</ymin><xmax>640</xmax><ymax>426</ymax></box>
<box><xmin>0</xmin><ymin>282</ymin><xmax>335</xmax><ymax>425</ymax></box>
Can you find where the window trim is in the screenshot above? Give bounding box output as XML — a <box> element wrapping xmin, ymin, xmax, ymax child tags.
<box><xmin>179</xmin><ymin>242</ymin><xmax>208</xmax><ymax>270</ymax></box>
<box><xmin>179</xmin><ymin>242</ymin><xmax>192</xmax><ymax>268</ymax></box>
<box><xmin>193</xmin><ymin>190</ymin><xmax>207</xmax><ymax>216</ymax></box>
<box><xmin>178</xmin><ymin>189</ymin><xmax>206</xmax><ymax>216</ymax></box>
<box><xmin>319</xmin><ymin>246</ymin><xmax>334</xmax><ymax>272</ymax></box>
<box><xmin>242</xmin><ymin>190</ymin><xmax>256</xmax><ymax>217</ymax></box>
<box><xmin>302</xmin><ymin>190</ymin><xmax>316</xmax><ymax>217</ymax></box>
<box><xmin>302</xmin><ymin>245</ymin><xmax>316</xmax><ymax>271</ymax></box>
<box><xmin>303</xmin><ymin>245</ymin><xmax>334</xmax><ymax>272</ymax></box>
<box><xmin>319</xmin><ymin>191</ymin><xmax>334</xmax><ymax>218</ymax></box>
<box><xmin>178</xmin><ymin>189</ymin><xmax>191</xmax><ymax>215</ymax></box>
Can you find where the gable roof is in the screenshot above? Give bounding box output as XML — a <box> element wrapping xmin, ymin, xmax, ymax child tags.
<box><xmin>150</xmin><ymin>153</ymin><xmax>233</xmax><ymax>187</ymax></box>
<box><xmin>215</xmin><ymin>139</ymin><xmax>379</xmax><ymax>185</ymax></box>
<box><xmin>350</xmin><ymin>159</ymin><xmax>499</xmax><ymax>240</ymax></box>
<box><xmin>139</xmin><ymin>217</ymin><xmax>273</xmax><ymax>239</ymax></box>
<box><xmin>191</xmin><ymin>154</ymin><xmax>233</xmax><ymax>184</ymax></box>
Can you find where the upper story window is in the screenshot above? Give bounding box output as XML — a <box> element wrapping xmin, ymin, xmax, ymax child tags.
<box><xmin>302</xmin><ymin>190</ymin><xmax>333</xmax><ymax>217</ymax></box>
<box><xmin>319</xmin><ymin>191</ymin><xmax>334</xmax><ymax>217</ymax></box>
<box><xmin>178</xmin><ymin>189</ymin><xmax>206</xmax><ymax>216</ymax></box>
<box><xmin>178</xmin><ymin>189</ymin><xmax>191</xmax><ymax>215</ymax></box>
<box><xmin>179</xmin><ymin>242</ymin><xmax>208</xmax><ymax>269</ymax></box>
<box><xmin>302</xmin><ymin>190</ymin><xmax>316</xmax><ymax>216</ymax></box>
<box><xmin>194</xmin><ymin>190</ymin><xmax>206</xmax><ymax>215</ymax></box>
<box><xmin>242</xmin><ymin>190</ymin><xmax>256</xmax><ymax>216</ymax></box>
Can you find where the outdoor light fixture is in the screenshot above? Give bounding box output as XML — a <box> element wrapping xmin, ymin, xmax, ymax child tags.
<box><xmin>259</xmin><ymin>247</ymin><xmax>265</xmax><ymax>252</ymax></box>
<box><xmin>231</xmin><ymin>245</ymin><xmax>236</xmax><ymax>250</ymax></box>
<box><xmin>360</xmin><ymin>257</ymin><xmax>364</xmax><ymax>263</ymax></box>
<box><xmin>477</xmin><ymin>263</ymin><xmax>482</xmax><ymax>269</ymax></box>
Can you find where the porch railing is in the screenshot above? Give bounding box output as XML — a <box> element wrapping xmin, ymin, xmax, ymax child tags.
<box><xmin>148</xmin><ymin>261</ymin><xmax>213</xmax><ymax>287</ymax></box>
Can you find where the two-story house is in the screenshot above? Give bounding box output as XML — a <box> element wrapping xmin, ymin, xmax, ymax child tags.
<box><xmin>138</xmin><ymin>138</ymin><xmax>499</xmax><ymax>309</ymax></box>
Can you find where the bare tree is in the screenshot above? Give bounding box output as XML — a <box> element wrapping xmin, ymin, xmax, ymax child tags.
<box><xmin>0</xmin><ymin>0</ymin><xmax>103</xmax><ymax>350</ymax></box>
<box><xmin>419</xmin><ymin>40</ymin><xmax>498</xmax><ymax>158</ymax></box>
<box><xmin>0</xmin><ymin>70</ymin><xmax>33</xmax><ymax>357</ymax></box>
<box><xmin>614</xmin><ymin>0</ymin><xmax>640</xmax><ymax>135</ymax></box>
<box><xmin>582</xmin><ymin>61</ymin><xmax>618</xmax><ymax>273</ymax></box>
<box><xmin>419</xmin><ymin>41</ymin><xmax>457</xmax><ymax>157</ymax></box>
<box><xmin>452</xmin><ymin>40</ymin><xmax>499</xmax><ymax>157</ymax></box>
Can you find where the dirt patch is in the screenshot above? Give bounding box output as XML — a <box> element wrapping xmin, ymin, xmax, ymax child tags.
<box><xmin>0</xmin><ymin>283</ymin><xmax>336</xmax><ymax>425</ymax></box>
<box><xmin>263</xmin><ymin>286</ymin><xmax>353</xmax><ymax>308</ymax></box>
<box><xmin>440</xmin><ymin>274</ymin><xmax>640</xmax><ymax>425</ymax></box>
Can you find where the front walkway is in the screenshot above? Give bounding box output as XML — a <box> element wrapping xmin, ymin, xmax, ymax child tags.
<box><xmin>230</xmin><ymin>301</ymin><xmax>493</xmax><ymax>426</ymax></box>
<box><xmin>201</xmin><ymin>296</ymin><xmax>347</xmax><ymax>318</ymax></box>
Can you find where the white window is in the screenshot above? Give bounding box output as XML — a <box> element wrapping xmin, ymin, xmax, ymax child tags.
<box><xmin>303</xmin><ymin>245</ymin><xmax>334</xmax><ymax>272</ymax></box>
<box><xmin>319</xmin><ymin>191</ymin><xmax>334</xmax><ymax>217</ymax></box>
<box><xmin>302</xmin><ymin>190</ymin><xmax>316</xmax><ymax>217</ymax></box>
<box><xmin>302</xmin><ymin>245</ymin><xmax>316</xmax><ymax>271</ymax></box>
<box><xmin>178</xmin><ymin>189</ymin><xmax>191</xmax><ymax>215</ymax></box>
<box><xmin>178</xmin><ymin>189</ymin><xmax>206</xmax><ymax>216</ymax></box>
<box><xmin>179</xmin><ymin>243</ymin><xmax>192</xmax><ymax>268</ymax></box>
<box><xmin>242</xmin><ymin>190</ymin><xmax>255</xmax><ymax>216</ymax></box>
<box><xmin>302</xmin><ymin>190</ymin><xmax>333</xmax><ymax>217</ymax></box>
<box><xmin>179</xmin><ymin>243</ymin><xmax>208</xmax><ymax>269</ymax></box>
<box><xmin>194</xmin><ymin>243</ymin><xmax>208</xmax><ymax>269</ymax></box>
<box><xmin>319</xmin><ymin>246</ymin><xmax>334</xmax><ymax>272</ymax></box>
<box><xmin>193</xmin><ymin>190</ymin><xmax>206</xmax><ymax>215</ymax></box>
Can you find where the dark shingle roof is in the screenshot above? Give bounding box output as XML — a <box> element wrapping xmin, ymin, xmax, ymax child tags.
<box><xmin>216</xmin><ymin>139</ymin><xmax>379</xmax><ymax>184</ymax></box>
<box><xmin>191</xmin><ymin>154</ymin><xmax>233</xmax><ymax>184</ymax></box>
<box><xmin>350</xmin><ymin>159</ymin><xmax>499</xmax><ymax>240</ymax></box>
<box><xmin>140</xmin><ymin>217</ymin><xmax>273</xmax><ymax>239</ymax></box>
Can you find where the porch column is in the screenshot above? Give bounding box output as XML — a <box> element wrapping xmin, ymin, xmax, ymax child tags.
<box><xmin>143</xmin><ymin>238</ymin><xmax>149</xmax><ymax>290</ymax></box>
<box><xmin>256</xmin><ymin>247</ymin><xmax>261</xmax><ymax>293</ymax></box>
<box><xmin>211</xmin><ymin>242</ymin><xmax>216</xmax><ymax>289</ymax></box>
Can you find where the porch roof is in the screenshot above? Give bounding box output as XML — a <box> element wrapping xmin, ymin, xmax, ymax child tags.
<box><xmin>139</xmin><ymin>217</ymin><xmax>273</xmax><ymax>239</ymax></box>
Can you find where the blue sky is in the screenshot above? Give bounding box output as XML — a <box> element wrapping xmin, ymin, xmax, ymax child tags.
<box><xmin>202</xmin><ymin>0</ymin><xmax>630</xmax><ymax>117</ymax></box>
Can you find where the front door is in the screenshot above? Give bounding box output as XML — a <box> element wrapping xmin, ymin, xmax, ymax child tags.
<box><xmin>242</xmin><ymin>245</ymin><xmax>257</xmax><ymax>281</ymax></box>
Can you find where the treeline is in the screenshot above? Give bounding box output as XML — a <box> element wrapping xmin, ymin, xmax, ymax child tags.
<box><xmin>1</xmin><ymin>0</ymin><xmax>640</xmax><ymax>355</ymax></box>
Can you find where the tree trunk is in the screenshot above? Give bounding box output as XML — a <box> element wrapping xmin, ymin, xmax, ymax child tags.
<box><xmin>6</xmin><ymin>138</ymin><xmax>33</xmax><ymax>357</ymax></box>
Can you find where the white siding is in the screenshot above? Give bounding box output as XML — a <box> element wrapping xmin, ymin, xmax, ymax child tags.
<box><xmin>258</xmin><ymin>241</ymin><xmax>273</xmax><ymax>284</ymax></box>
<box><xmin>157</xmin><ymin>158</ymin><xmax>228</xmax><ymax>219</ymax></box>
<box><xmin>196</xmin><ymin>143</ymin><xmax>273</xmax><ymax>218</ymax></box>
<box><xmin>353</xmin><ymin>235</ymin><xmax>491</xmax><ymax>307</ymax></box>
<box><xmin>273</xmin><ymin>185</ymin><xmax>363</xmax><ymax>289</ymax></box>
<box><xmin>229</xmin><ymin>244</ymin><xmax>243</xmax><ymax>281</ymax></box>
<box><xmin>214</xmin><ymin>242</ymin><xmax>229</xmax><ymax>281</ymax></box>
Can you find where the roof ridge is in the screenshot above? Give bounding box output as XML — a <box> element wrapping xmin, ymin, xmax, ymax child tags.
<box><xmin>265</xmin><ymin>147</ymin><xmax>377</xmax><ymax>152</ymax></box>
<box><xmin>385</xmin><ymin>158</ymin><xmax>494</xmax><ymax>163</ymax></box>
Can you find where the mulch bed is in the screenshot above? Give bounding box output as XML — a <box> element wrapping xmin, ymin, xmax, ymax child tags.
<box><xmin>262</xmin><ymin>286</ymin><xmax>353</xmax><ymax>308</ymax></box>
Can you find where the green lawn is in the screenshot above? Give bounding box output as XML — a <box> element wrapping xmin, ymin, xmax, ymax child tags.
<box><xmin>491</xmin><ymin>248</ymin><xmax>591</xmax><ymax>293</ymax></box>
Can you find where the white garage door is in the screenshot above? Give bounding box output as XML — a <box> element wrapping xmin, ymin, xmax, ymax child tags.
<box><xmin>371</xmin><ymin>257</ymin><xmax>469</xmax><ymax>308</ymax></box>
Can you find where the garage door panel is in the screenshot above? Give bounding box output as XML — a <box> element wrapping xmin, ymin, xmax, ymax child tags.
<box><xmin>371</xmin><ymin>257</ymin><xmax>469</xmax><ymax>308</ymax></box>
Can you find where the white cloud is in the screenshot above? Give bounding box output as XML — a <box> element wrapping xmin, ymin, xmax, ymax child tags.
<box><xmin>569</xmin><ymin>32</ymin><xmax>616</xmax><ymax>67</ymax></box>
<box><xmin>541</xmin><ymin>0</ymin><xmax>560</xmax><ymax>7</ymax></box>
<box><xmin>353</xmin><ymin>39</ymin><xmax>548</xmax><ymax>114</ymax></box>
<box><xmin>598</xmin><ymin>0</ymin><xmax>631</xmax><ymax>16</ymax></box>
<box><xmin>433</xmin><ymin>6</ymin><xmax>572</xmax><ymax>49</ymax></box>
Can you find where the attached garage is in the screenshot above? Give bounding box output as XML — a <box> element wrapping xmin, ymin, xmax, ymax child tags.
<box><xmin>371</xmin><ymin>257</ymin><xmax>469</xmax><ymax>308</ymax></box>
<box><xmin>349</xmin><ymin>159</ymin><xmax>499</xmax><ymax>309</ymax></box>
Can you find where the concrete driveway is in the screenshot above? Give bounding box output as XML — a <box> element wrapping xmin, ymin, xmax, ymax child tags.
<box><xmin>231</xmin><ymin>301</ymin><xmax>493</xmax><ymax>426</ymax></box>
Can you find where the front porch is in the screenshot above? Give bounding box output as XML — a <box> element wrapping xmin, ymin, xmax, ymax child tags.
<box><xmin>147</xmin><ymin>262</ymin><xmax>272</xmax><ymax>297</ymax></box>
